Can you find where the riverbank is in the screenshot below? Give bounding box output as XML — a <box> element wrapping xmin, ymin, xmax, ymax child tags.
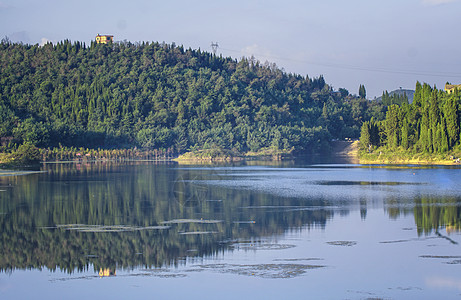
<box><xmin>358</xmin><ymin>147</ymin><xmax>461</xmax><ymax>165</ymax></box>
<box><xmin>173</xmin><ymin>147</ymin><xmax>294</xmax><ymax>162</ymax></box>
<box><xmin>4</xmin><ymin>141</ymin><xmax>459</xmax><ymax>167</ymax></box>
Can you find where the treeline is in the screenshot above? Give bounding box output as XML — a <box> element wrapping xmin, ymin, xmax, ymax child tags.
<box><xmin>360</xmin><ymin>82</ymin><xmax>461</xmax><ymax>153</ymax></box>
<box><xmin>0</xmin><ymin>39</ymin><xmax>384</xmax><ymax>154</ymax></box>
<box><xmin>40</xmin><ymin>146</ymin><xmax>174</xmax><ymax>161</ymax></box>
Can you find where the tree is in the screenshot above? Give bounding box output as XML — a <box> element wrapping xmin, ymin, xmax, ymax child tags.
<box><xmin>359</xmin><ymin>84</ymin><xmax>366</xmax><ymax>99</ymax></box>
<box><xmin>443</xmin><ymin>95</ymin><xmax>459</xmax><ymax>148</ymax></box>
<box><xmin>401</xmin><ymin>119</ymin><xmax>409</xmax><ymax>149</ymax></box>
<box><xmin>385</xmin><ymin>105</ymin><xmax>400</xmax><ymax>148</ymax></box>
<box><xmin>339</xmin><ymin>88</ymin><xmax>349</xmax><ymax>98</ymax></box>
<box><xmin>10</xmin><ymin>142</ymin><xmax>41</xmax><ymax>164</ymax></box>
<box><xmin>360</xmin><ymin>121</ymin><xmax>371</xmax><ymax>150</ymax></box>
<box><xmin>413</xmin><ymin>81</ymin><xmax>422</xmax><ymax>109</ymax></box>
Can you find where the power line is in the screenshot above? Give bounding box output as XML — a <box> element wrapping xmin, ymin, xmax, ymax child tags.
<box><xmin>219</xmin><ymin>46</ymin><xmax>461</xmax><ymax>79</ymax></box>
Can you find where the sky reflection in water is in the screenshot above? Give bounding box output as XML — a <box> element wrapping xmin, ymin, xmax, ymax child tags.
<box><xmin>0</xmin><ymin>162</ymin><xmax>460</xmax><ymax>299</ymax></box>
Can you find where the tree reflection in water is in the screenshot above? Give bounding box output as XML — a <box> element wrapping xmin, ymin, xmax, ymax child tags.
<box><xmin>0</xmin><ymin>162</ymin><xmax>333</xmax><ymax>274</ymax></box>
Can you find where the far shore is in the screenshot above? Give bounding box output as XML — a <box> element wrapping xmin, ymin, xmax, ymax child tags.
<box><xmin>2</xmin><ymin>140</ymin><xmax>460</xmax><ymax>169</ymax></box>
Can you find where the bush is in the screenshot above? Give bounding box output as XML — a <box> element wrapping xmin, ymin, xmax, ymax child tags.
<box><xmin>10</xmin><ymin>143</ymin><xmax>41</xmax><ymax>165</ymax></box>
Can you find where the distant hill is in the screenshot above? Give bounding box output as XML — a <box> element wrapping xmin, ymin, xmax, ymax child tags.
<box><xmin>376</xmin><ymin>88</ymin><xmax>415</xmax><ymax>103</ymax></box>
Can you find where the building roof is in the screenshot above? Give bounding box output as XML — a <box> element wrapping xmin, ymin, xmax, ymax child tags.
<box><xmin>445</xmin><ymin>83</ymin><xmax>461</xmax><ymax>93</ymax></box>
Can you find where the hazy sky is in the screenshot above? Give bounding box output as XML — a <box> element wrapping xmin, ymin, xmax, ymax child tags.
<box><xmin>1</xmin><ymin>0</ymin><xmax>461</xmax><ymax>98</ymax></box>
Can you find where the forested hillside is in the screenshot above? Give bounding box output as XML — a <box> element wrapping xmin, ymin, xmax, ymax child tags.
<box><xmin>360</xmin><ymin>82</ymin><xmax>461</xmax><ymax>155</ymax></box>
<box><xmin>0</xmin><ymin>39</ymin><xmax>384</xmax><ymax>155</ymax></box>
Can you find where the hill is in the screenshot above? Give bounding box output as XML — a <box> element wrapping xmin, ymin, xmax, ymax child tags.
<box><xmin>376</xmin><ymin>88</ymin><xmax>415</xmax><ymax>104</ymax></box>
<box><xmin>0</xmin><ymin>39</ymin><xmax>385</xmax><ymax>155</ymax></box>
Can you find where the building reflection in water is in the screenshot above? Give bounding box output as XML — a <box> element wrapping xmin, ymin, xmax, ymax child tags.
<box><xmin>99</xmin><ymin>268</ymin><xmax>116</xmax><ymax>277</ymax></box>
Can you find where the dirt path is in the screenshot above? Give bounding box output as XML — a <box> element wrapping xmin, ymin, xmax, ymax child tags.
<box><xmin>330</xmin><ymin>140</ymin><xmax>359</xmax><ymax>157</ymax></box>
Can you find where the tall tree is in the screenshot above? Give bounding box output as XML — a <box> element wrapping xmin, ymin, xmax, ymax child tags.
<box><xmin>385</xmin><ymin>104</ymin><xmax>400</xmax><ymax>148</ymax></box>
<box><xmin>359</xmin><ymin>84</ymin><xmax>366</xmax><ymax>99</ymax></box>
<box><xmin>360</xmin><ymin>121</ymin><xmax>371</xmax><ymax>150</ymax></box>
<box><xmin>443</xmin><ymin>95</ymin><xmax>459</xmax><ymax>148</ymax></box>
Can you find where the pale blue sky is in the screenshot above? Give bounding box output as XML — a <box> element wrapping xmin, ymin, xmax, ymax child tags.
<box><xmin>1</xmin><ymin>0</ymin><xmax>461</xmax><ymax>98</ymax></box>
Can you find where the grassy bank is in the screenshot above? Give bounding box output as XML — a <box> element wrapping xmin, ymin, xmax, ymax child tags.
<box><xmin>174</xmin><ymin>147</ymin><xmax>294</xmax><ymax>162</ymax></box>
<box><xmin>358</xmin><ymin>145</ymin><xmax>461</xmax><ymax>165</ymax></box>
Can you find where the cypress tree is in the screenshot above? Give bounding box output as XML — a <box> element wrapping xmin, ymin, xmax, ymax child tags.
<box><xmin>440</xmin><ymin>121</ymin><xmax>449</xmax><ymax>153</ymax></box>
<box><xmin>385</xmin><ymin>104</ymin><xmax>400</xmax><ymax>148</ymax></box>
<box><xmin>443</xmin><ymin>95</ymin><xmax>459</xmax><ymax>148</ymax></box>
<box><xmin>401</xmin><ymin>119</ymin><xmax>409</xmax><ymax>149</ymax></box>
<box><xmin>360</xmin><ymin>121</ymin><xmax>371</xmax><ymax>150</ymax></box>
<box><xmin>359</xmin><ymin>84</ymin><xmax>366</xmax><ymax>99</ymax></box>
<box><xmin>429</xmin><ymin>90</ymin><xmax>441</xmax><ymax>152</ymax></box>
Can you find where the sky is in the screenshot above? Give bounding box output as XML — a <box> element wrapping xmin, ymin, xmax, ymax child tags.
<box><xmin>1</xmin><ymin>0</ymin><xmax>461</xmax><ymax>98</ymax></box>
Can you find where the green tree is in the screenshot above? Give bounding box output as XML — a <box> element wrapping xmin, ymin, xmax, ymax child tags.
<box><xmin>360</xmin><ymin>121</ymin><xmax>371</xmax><ymax>150</ymax></box>
<box><xmin>401</xmin><ymin>119</ymin><xmax>409</xmax><ymax>149</ymax></box>
<box><xmin>10</xmin><ymin>142</ymin><xmax>41</xmax><ymax>164</ymax></box>
<box><xmin>359</xmin><ymin>84</ymin><xmax>366</xmax><ymax>99</ymax></box>
<box><xmin>443</xmin><ymin>95</ymin><xmax>459</xmax><ymax>148</ymax></box>
<box><xmin>385</xmin><ymin>105</ymin><xmax>400</xmax><ymax>148</ymax></box>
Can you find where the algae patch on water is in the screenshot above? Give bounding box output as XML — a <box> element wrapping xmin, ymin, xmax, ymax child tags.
<box><xmin>198</xmin><ymin>263</ymin><xmax>325</xmax><ymax>278</ymax></box>
<box><xmin>327</xmin><ymin>241</ymin><xmax>357</xmax><ymax>247</ymax></box>
<box><xmin>229</xmin><ymin>241</ymin><xmax>296</xmax><ymax>251</ymax></box>
<box><xmin>46</xmin><ymin>224</ymin><xmax>171</xmax><ymax>232</ymax></box>
<box><xmin>161</xmin><ymin>219</ymin><xmax>223</xmax><ymax>224</ymax></box>
<box><xmin>316</xmin><ymin>180</ymin><xmax>424</xmax><ymax>186</ymax></box>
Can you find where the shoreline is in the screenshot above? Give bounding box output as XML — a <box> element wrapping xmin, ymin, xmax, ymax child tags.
<box><xmin>3</xmin><ymin>142</ymin><xmax>460</xmax><ymax>168</ymax></box>
<box><xmin>356</xmin><ymin>149</ymin><xmax>461</xmax><ymax>166</ymax></box>
<box><xmin>173</xmin><ymin>148</ymin><xmax>294</xmax><ymax>163</ymax></box>
<box><xmin>358</xmin><ymin>158</ymin><xmax>460</xmax><ymax>166</ymax></box>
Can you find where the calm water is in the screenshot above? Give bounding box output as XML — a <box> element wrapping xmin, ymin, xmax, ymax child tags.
<box><xmin>0</xmin><ymin>161</ymin><xmax>460</xmax><ymax>299</ymax></box>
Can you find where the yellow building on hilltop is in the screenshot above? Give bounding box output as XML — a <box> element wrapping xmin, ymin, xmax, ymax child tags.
<box><xmin>95</xmin><ymin>34</ymin><xmax>114</xmax><ymax>44</ymax></box>
<box><xmin>445</xmin><ymin>83</ymin><xmax>461</xmax><ymax>94</ymax></box>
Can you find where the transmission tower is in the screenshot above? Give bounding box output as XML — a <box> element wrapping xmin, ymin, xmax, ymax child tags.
<box><xmin>211</xmin><ymin>42</ymin><xmax>219</xmax><ymax>55</ymax></box>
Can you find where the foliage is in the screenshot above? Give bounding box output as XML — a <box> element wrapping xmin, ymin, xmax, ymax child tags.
<box><xmin>359</xmin><ymin>82</ymin><xmax>461</xmax><ymax>157</ymax></box>
<box><xmin>0</xmin><ymin>142</ymin><xmax>41</xmax><ymax>166</ymax></box>
<box><xmin>359</xmin><ymin>117</ymin><xmax>380</xmax><ymax>150</ymax></box>
<box><xmin>0</xmin><ymin>40</ymin><xmax>384</xmax><ymax>155</ymax></box>
<box><xmin>359</xmin><ymin>84</ymin><xmax>366</xmax><ymax>99</ymax></box>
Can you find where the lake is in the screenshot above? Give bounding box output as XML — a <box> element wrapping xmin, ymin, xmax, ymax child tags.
<box><xmin>1</xmin><ymin>160</ymin><xmax>460</xmax><ymax>299</ymax></box>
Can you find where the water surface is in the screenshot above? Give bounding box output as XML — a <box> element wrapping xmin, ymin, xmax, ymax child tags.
<box><xmin>0</xmin><ymin>161</ymin><xmax>460</xmax><ymax>299</ymax></box>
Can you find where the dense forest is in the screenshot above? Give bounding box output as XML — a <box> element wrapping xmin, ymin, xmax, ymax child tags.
<box><xmin>360</xmin><ymin>82</ymin><xmax>461</xmax><ymax>154</ymax></box>
<box><xmin>0</xmin><ymin>39</ymin><xmax>384</xmax><ymax>156</ymax></box>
